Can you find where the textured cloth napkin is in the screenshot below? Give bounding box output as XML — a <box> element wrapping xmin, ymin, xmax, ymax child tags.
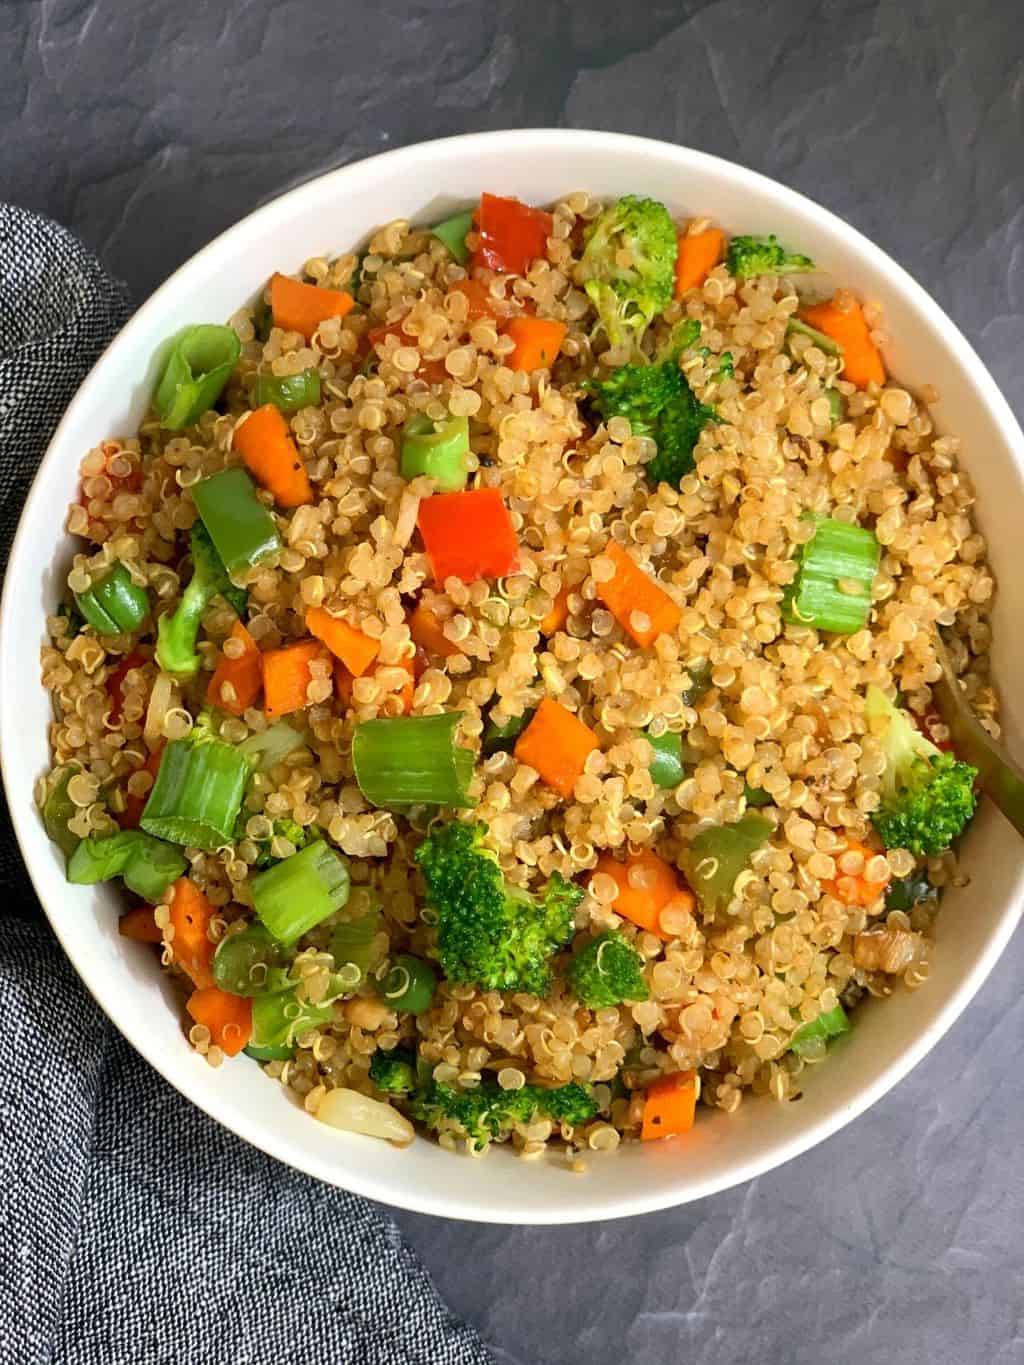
<box><xmin>0</xmin><ymin>204</ymin><xmax>493</xmax><ymax>1365</ymax></box>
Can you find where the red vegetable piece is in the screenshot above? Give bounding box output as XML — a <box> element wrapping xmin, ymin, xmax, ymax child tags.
<box><xmin>417</xmin><ymin>488</ymin><xmax>519</xmax><ymax>584</ymax></box>
<box><xmin>472</xmin><ymin>194</ymin><xmax>553</xmax><ymax>277</ymax></box>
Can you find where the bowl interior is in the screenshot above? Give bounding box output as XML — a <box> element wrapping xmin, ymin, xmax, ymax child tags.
<box><xmin>3</xmin><ymin>130</ymin><xmax>1023</xmax><ymax>1223</ymax></box>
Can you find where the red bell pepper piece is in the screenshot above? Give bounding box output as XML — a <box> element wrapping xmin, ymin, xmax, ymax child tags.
<box><xmin>417</xmin><ymin>488</ymin><xmax>519</xmax><ymax>584</ymax></box>
<box><xmin>472</xmin><ymin>194</ymin><xmax>553</xmax><ymax>277</ymax></box>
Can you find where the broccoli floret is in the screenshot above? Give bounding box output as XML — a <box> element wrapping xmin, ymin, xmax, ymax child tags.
<box><xmin>156</xmin><ymin>522</ymin><xmax>246</xmax><ymax>676</ymax></box>
<box><xmin>580</xmin><ymin>195</ymin><xmax>677</xmax><ymax>351</ymax></box>
<box><xmin>567</xmin><ymin>930</ymin><xmax>650</xmax><ymax>1009</ymax></box>
<box><xmin>725</xmin><ymin>234</ymin><xmax>815</xmax><ymax>280</ymax></box>
<box><xmin>865</xmin><ymin>685</ymin><xmax>977</xmax><ymax>857</ymax></box>
<box><xmin>718</xmin><ymin>351</ymin><xmax>735</xmax><ymax>380</ymax></box>
<box><xmin>369</xmin><ymin>1047</ymin><xmax>418</xmax><ymax>1095</ymax></box>
<box><xmin>409</xmin><ymin>1078</ymin><xmax>597</xmax><ymax>1150</ymax></box>
<box><xmin>414</xmin><ymin>821</ymin><xmax>582</xmax><ymax>994</ymax></box>
<box><xmin>587</xmin><ymin>361</ymin><xmax>716</xmax><ymax>489</ymax></box>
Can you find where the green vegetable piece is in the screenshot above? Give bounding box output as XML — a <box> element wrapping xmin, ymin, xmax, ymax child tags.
<box><xmin>826</xmin><ymin>388</ymin><xmax>846</xmax><ymax>425</ymax></box>
<box><xmin>373</xmin><ymin>953</ymin><xmax>437</xmax><ymax>1014</ymax></box>
<box><xmin>786</xmin><ymin>316</ymin><xmax>842</xmax><ymax>357</ymax></box>
<box><xmin>352</xmin><ymin>712</ymin><xmax>476</xmax><ymax>809</ymax></box>
<box><xmin>481</xmin><ymin>709</ymin><xmax>533</xmax><ymax>756</ymax></box>
<box><xmin>567</xmin><ymin>930</ymin><xmax>649</xmax><ymax>1009</ymax></box>
<box><xmin>236</xmin><ymin>721</ymin><xmax>305</xmax><ymax>772</ymax></box>
<box><xmin>726</xmin><ymin>234</ymin><xmax>815</xmax><ymax>280</ymax></box>
<box><xmin>246</xmin><ymin>816</ymin><xmax>318</xmax><ymax>869</ymax></box>
<box><xmin>791</xmin><ymin>1003</ymin><xmax>851</xmax><ymax>1057</ymax></box>
<box><xmin>253</xmin><ymin>297</ymin><xmax>273</xmax><ymax>344</ymax></box>
<box><xmin>415</xmin><ymin>820</ymin><xmax>581</xmax><ymax>994</ymax></box>
<box><xmin>782</xmin><ymin>515</ymin><xmax>880</xmax><ymax>635</ymax></box>
<box><xmin>743</xmin><ymin>784</ymin><xmax>773</xmax><ymax>808</ymax></box>
<box><xmin>865</xmin><ymin>685</ymin><xmax>978</xmax><ymax>857</ymax></box>
<box><xmin>140</xmin><ymin>735</ymin><xmax>249</xmax><ymax>851</ymax></box>
<box><xmin>680</xmin><ymin>812</ymin><xmax>773</xmax><ymax>915</ymax></box>
<box><xmin>647</xmin><ymin>731</ymin><xmax>687</xmax><ymax>789</ymax></box>
<box><xmin>718</xmin><ymin>351</ymin><xmax>735</xmax><ymax>380</ymax></box>
<box><xmin>369</xmin><ymin>1047</ymin><xmax>418</xmax><ymax>1094</ymax></box>
<box><xmin>192</xmin><ymin>467</ymin><xmax>281</xmax><ymax>578</ymax></box>
<box><xmin>682</xmin><ymin>661</ymin><xmax>712</xmax><ymax>707</ymax></box>
<box><xmin>75</xmin><ymin>562</ymin><xmax>149</xmax><ymax>636</ymax></box>
<box><xmin>587</xmin><ymin>360</ymin><xmax>715</xmax><ymax>490</ymax></box>
<box><xmin>42</xmin><ymin>764</ymin><xmax>82</xmax><ymax>860</ymax></box>
<box><xmin>244</xmin><ymin>1042</ymin><xmax>295</xmax><ymax>1062</ymax></box>
<box><xmin>330</xmin><ymin>909</ymin><xmax>384</xmax><ymax>986</ymax></box>
<box><xmin>885</xmin><ymin>872</ymin><xmax>938</xmax><ymax>913</ymax></box>
<box><xmin>251</xmin><ymin>839</ymin><xmax>350</xmax><ymax>945</ymax></box>
<box><xmin>67</xmin><ymin>829</ymin><xmax>186</xmax><ymax>903</ymax></box>
<box><xmin>400</xmin><ymin>412</ymin><xmax>470</xmax><ymax>491</ymax></box>
<box><xmin>212</xmin><ymin>922</ymin><xmax>291</xmax><ymax>997</ymax></box>
<box><xmin>250</xmin><ymin>988</ymin><xmax>335</xmax><ymax>1052</ymax></box>
<box><xmin>431</xmin><ymin>210</ymin><xmax>474</xmax><ymax>265</ymax></box>
<box><xmin>154</xmin><ymin>324</ymin><xmax>241</xmax><ymax>430</ymax></box>
<box><xmin>580</xmin><ymin>195</ymin><xmax>677</xmax><ymax>352</ymax></box>
<box><xmin>253</xmin><ymin>367</ymin><xmax>321</xmax><ymax>414</ymax></box>
<box><xmin>156</xmin><ymin>522</ymin><xmax>243</xmax><ymax>676</ymax></box>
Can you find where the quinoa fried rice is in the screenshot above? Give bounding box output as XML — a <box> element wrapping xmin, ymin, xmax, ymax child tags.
<box><xmin>37</xmin><ymin>188</ymin><xmax>997</xmax><ymax>1164</ymax></box>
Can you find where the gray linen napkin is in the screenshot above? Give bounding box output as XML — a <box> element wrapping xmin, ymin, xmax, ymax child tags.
<box><xmin>0</xmin><ymin>203</ymin><xmax>493</xmax><ymax>1365</ymax></box>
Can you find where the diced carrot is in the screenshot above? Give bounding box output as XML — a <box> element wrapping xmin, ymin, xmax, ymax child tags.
<box><xmin>505</xmin><ymin>317</ymin><xmax>567</xmax><ymax>372</ymax></box>
<box><xmin>448</xmin><ymin>278</ymin><xmax>512</xmax><ymax>323</ymax></box>
<box><xmin>305</xmin><ymin>607</ymin><xmax>380</xmax><ymax>676</ymax></box>
<box><xmin>234</xmin><ymin>404</ymin><xmax>313</xmax><ymax>508</ymax></box>
<box><xmin>168</xmin><ymin>878</ymin><xmax>216</xmax><ymax>989</ymax></box>
<box><xmin>472</xmin><ymin>193</ymin><xmax>553</xmax><ymax>276</ymax></box>
<box><xmin>593</xmin><ymin>849</ymin><xmax>692</xmax><ymax>939</ymax></box>
<box><xmin>186</xmin><ymin>987</ymin><xmax>253</xmax><ymax>1057</ymax></box>
<box><xmin>674</xmin><ymin>228</ymin><xmax>725</xmax><ymax>297</ymax></box>
<box><xmin>105</xmin><ymin>649</ymin><xmax>146</xmax><ymax>725</ymax></box>
<box><xmin>514</xmin><ymin>697</ymin><xmax>599</xmax><ymax>800</ymax></box>
<box><xmin>641</xmin><ymin>1071</ymin><xmax>697</xmax><ymax>1141</ymax></box>
<box><xmin>262</xmin><ymin>639</ymin><xmax>326</xmax><ymax>718</ymax></box>
<box><xmin>417</xmin><ymin>488</ymin><xmax>519</xmax><ymax>584</ymax></box>
<box><xmin>206</xmin><ymin>621</ymin><xmax>262</xmax><ymax>716</ymax></box>
<box><xmin>594</xmin><ymin>542</ymin><xmax>682</xmax><ymax>648</ymax></box>
<box><xmin>269</xmin><ymin>273</ymin><xmax>354</xmax><ymax>341</ymax></box>
<box><xmin>799</xmin><ymin>295</ymin><xmax>886</xmax><ymax>389</ymax></box>
<box><xmin>408</xmin><ymin>599</ymin><xmax>462</xmax><ymax>658</ymax></box>
<box><xmin>118</xmin><ymin>906</ymin><xmax>162</xmax><ymax>944</ymax></box>
<box><xmin>539</xmin><ymin>584</ymin><xmax>570</xmax><ymax>636</ymax></box>
<box><xmin>117</xmin><ymin>744</ymin><xmax>164</xmax><ymax>830</ymax></box>
<box><xmin>824</xmin><ymin>838</ymin><xmax>890</xmax><ymax>908</ymax></box>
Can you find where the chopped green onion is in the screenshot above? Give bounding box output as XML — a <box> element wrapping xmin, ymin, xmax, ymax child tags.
<box><xmin>75</xmin><ymin>562</ymin><xmax>149</xmax><ymax>635</ymax></box>
<box><xmin>237</xmin><ymin>721</ymin><xmax>305</xmax><ymax>772</ymax></box>
<box><xmin>826</xmin><ymin>388</ymin><xmax>845</xmax><ymax>425</ymax></box>
<box><xmin>330</xmin><ymin>909</ymin><xmax>384</xmax><ymax>986</ymax></box>
<box><xmin>42</xmin><ymin>764</ymin><xmax>82</xmax><ymax>860</ymax></box>
<box><xmin>646</xmin><ymin>730</ymin><xmax>692</xmax><ymax>789</ymax></box>
<box><xmin>154</xmin><ymin>325</ymin><xmax>241</xmax><ymax>430</ymax></box>
<box><xmin>373</xmin><ymin>954</ymin><xmax>437</xmax><ymax>1014</ymax></box>
<box><xmin>67</xmin><ymin>830</ymin><xmax>187</xmax><ymax>903</ymax></box>
<box><xmin>251</xmin><ymin>839</ymin><xmax>350</xmax><ymax>945</ymax></box>
<box><xmin>680</xmin><ymin>812</ymin><xmax>773</xmax><ymax>915</ymax></box>
<box><xmin>156</xmin><ymin>523</ymin><xmax>239</xmax><ymax>677</ymax></box>
<box><xmin>244</xmin><ymin>1042</ymin><xmax>295</xmax><ymax>1062</ymax></box>
<box><xmin>400</xmin><ymin>412</ymin><xmax>470</xmax><ymax>491</ymax></box>
<box><xmin>253</xmin><ymin>367</ymin><xmax>321</xmax><ymax>414</ymax></box>
<box><xmin>213</xmin><ymin>922</ymin><xmax>291</xmax><ymax>997</ymax></box>
<box><xmin>786</xmin><ymin>316</ymin><xmax>843</xmax><ymax>357</ymax></box>
<box><xmin>193</xmin><ymin>467</ymin><xmax>281</xmax><ymax>577</ymax></box>
<box><xmin>743</xmin><ymin>784</ymin><xmax>773</xmax><ymax>808</ymax></box>
<box><xmin>885</xmin><ymin>872</ymin><xmax>937</xmax><ymax>912</ymax></box>
<box><xmin>481</xmin><ymin>709</ymin><xmax>533</xmax><ymax>756</ymax></box>
<box><xmin>682</xmin><ymin>661</ymin><xmax>712</xmax><ymax>707</ymax></box>
<box><xmin>782</xmin><ymin>515</ymin><xmax>879</xmax><ymax>635</ymax></box>
<box><xmin>140</xmin><ymin>737</ymin><xmax>250</xmax><ymax>850</ymax></box>
<box><xmin>791</xmin><ymin>1003</ymin><xmax>850</xmax><ymax>1056</ymax></box>
<box><xmin>250</xmin><ymin>988</ymin><xmax>335</xmax><ymax>1052</ymax></box>
<box><xmin>253</xmin><ymin>297</ymin><xmax>273</xmax><ymax>344</ymax></box>
<box><xmin>431</xmin><ymin>210</ymin><xmax>474</xmax><ymax>265</ymax></box>
<box><xmin>718</xmin><ymin>351</ymin><xmax>734</xmax><ymax>379</ymax></box>
<box><xmin>352</xmin><ymin>712</ymin><xmax>476</xmax><ymax>809</ymax></box>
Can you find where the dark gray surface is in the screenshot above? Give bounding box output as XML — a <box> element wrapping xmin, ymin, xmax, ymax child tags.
<box><xmin>4</xmin><ymin>1</ymin><xmax>1024</xmax><ymax>1361</ymax></box>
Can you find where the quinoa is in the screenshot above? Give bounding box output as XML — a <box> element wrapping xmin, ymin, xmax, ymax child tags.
<box><xmin>38</xmin><ymin>193</ymin><xmax>997</xmax><ymax>1161</ymax></box>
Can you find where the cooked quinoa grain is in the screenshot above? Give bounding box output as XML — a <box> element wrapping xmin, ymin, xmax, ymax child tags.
<box><xmin>39</xmin><ymin>192</ymin><xmax>993</xmax><ymax>1163</ymax></box>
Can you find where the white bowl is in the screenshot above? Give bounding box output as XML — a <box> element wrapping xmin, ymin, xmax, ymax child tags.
<box><xmin>4</xmin><ymin>130</ymin><xmax>1023</xmax><ymax>1224</ymax></box>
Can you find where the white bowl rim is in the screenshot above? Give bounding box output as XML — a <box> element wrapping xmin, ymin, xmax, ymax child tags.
<box><xmin>4</xmin><ymin>128</ymin><xmax>1024</xmax><ymax>1224</ymax></box>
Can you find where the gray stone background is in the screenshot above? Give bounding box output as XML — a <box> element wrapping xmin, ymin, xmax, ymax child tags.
<box><xmin>4</xmin><ymin>0</ymin><xmax>1023</xmax><ymax>1361</ymax></box>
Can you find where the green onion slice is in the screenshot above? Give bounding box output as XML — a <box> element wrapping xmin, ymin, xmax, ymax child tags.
<box><xmin>193</xmin><ymin>467</ymin><xmax>281</xmax><ymax>577</ymax></box>
<box><xmin>250</xmin><ymin>988</ymin><xmax>335</xmax><ymax>1052</ymax></box>
<box><xmin>431</xmin><ymin>210</ymin><xmax>474</xmax><ymax>265</ymax></box>
<box><xmin>352</xmin><ymin>712</ymin><xmax>476</xmax><ymax>809</ymax></box>
<box><xmin>330</xmin><ymin>909</ymin><xmax>384</xmax><ymax>987</ymax></box>
<box><xmin>253</xmin><ymin>367</ymin><xmax>321</xmax><ymax>414</ymax></box>
<box><xmin>42</xmin><ymin>764</ymin><xmax>82</xmax><ymax>860</ymax></box>
<box><xmin>400</xmin><ymin>412</ymin><xmax>470</xmax><ymax>491</ymax></box>
<box><xmin>75</xmin><ymin>562</ymin><xmax>149</xmax><ymax>635</ymax></box>
<box><xmin>244</xmin><ymin>1042</ymin><xmax>295</xmax><ymax>1062</ymax></box>
<box><xmin>791</xmin><ymin>1003</ymin><xmax>851</xmax><ymax>1057</ymax></box>
<box><xmin>67</xmin><ymin>829</ymin><xmax>187</xmax><ymax>903</ymax></box>
<box><xmin>481</xmin><ymin>709</ymin><xmax>533</xmax><ymax>756</ymax></box>
<box><xmin>373</xmin><ymin>953</ymin><xmax>437</xmax><ymax>1014</ymax></box>
<box><xmin>786</xmin><ymin>316</ymin><xmax>843</xmax><ymax>357</ymax></box>
<box><xmin>826</xmin><ymin>388</ymin><xmax>845</xmax><ymax>425</ymax></box>
<box><xmin>646</xmin><ymin>730</ymin><xmax>693</xmax><ymax>789</ymax></box>
<box><xmin>680</xmin><ymin>812</ymin><xmax>773</xmax><ymax>916</ymax></box>
<box><xmin>140</xmin><ymin>737</ymin><xmax>250</xmax><ymax>851</ymax></box>
<box><xmin>782</xmin><ymin>515</ymin><xmax>879</xmax><ymax>635</ymax></box>
<box><xmin>251</xmin><ymin>839</ymin><xmax>350</xmax><ymax>945</ymax></box>
<box><xmin>154</xmin><ymin>324</ymin><xmax>241</xmax><ymax>430</ymax></box>
<box><xmin>213</xmin><ymin>922</ymin><xmax>291</xmax><ymax>997</ymax></box>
